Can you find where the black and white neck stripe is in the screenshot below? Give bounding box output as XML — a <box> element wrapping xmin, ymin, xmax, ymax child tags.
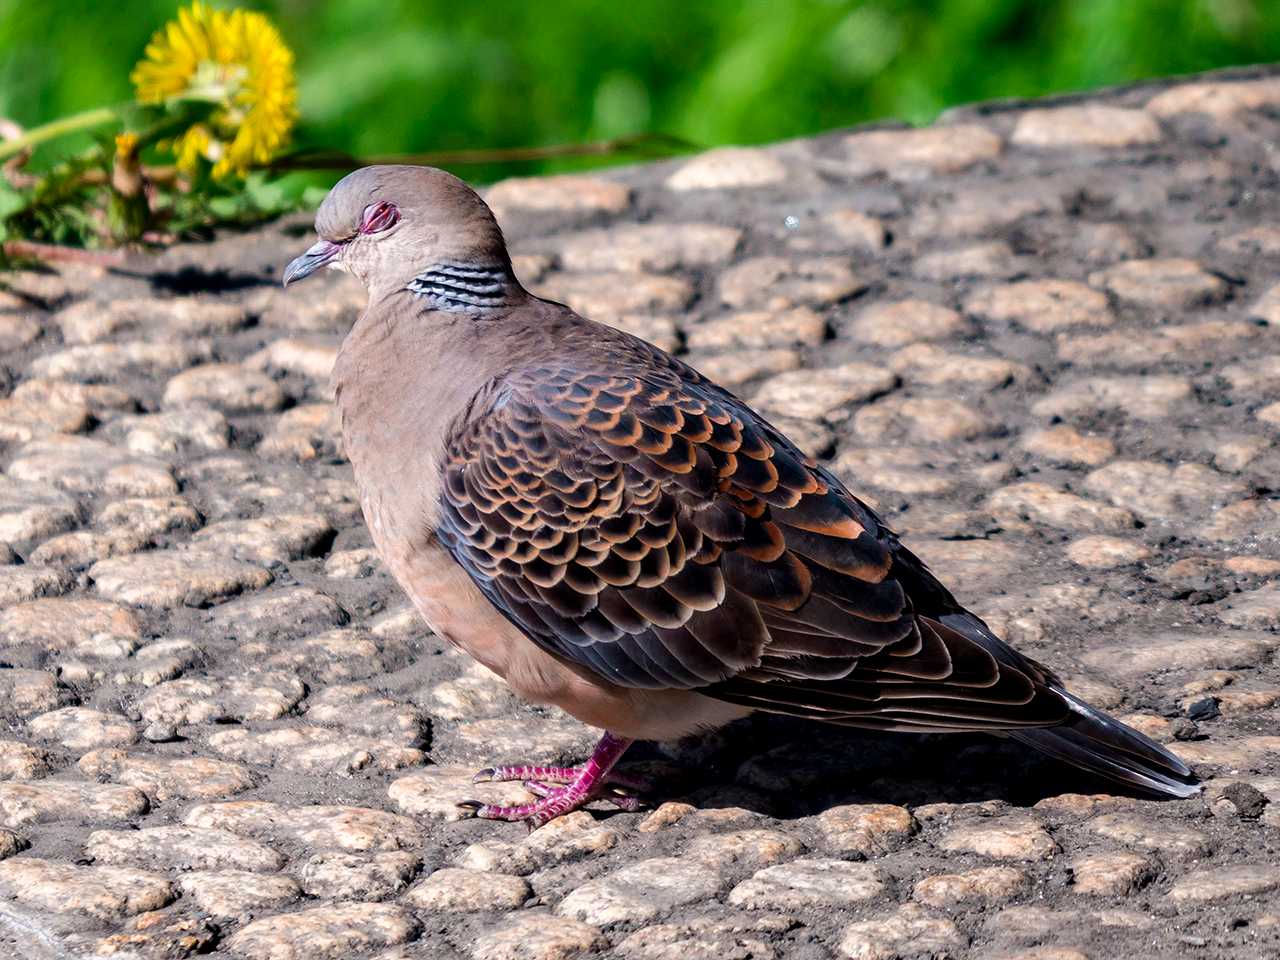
<box><xmin>405</xmin><ymin>262</ymin><xmax>513</xmax><ymax>313</ymax></box>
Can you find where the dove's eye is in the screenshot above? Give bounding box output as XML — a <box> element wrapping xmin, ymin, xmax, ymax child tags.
<box><xmin>360</xmin><ymin>201</ymin><xmax>400</xmax><ymax>234</ymax></box>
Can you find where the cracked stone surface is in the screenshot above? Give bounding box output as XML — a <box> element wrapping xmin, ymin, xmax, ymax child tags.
<box><xmin>0</xmin><ymin>67</ymin><xmax>1279</xmax><ymax>958</ymax></box>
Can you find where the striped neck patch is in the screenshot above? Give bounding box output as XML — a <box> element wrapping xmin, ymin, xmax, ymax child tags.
<box><xmin>406</xmin><ymin>262</ymin><xmax>513</xmax><ymax>311</ymax></box>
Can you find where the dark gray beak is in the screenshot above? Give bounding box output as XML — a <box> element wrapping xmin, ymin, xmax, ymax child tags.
<box><xmin>283</xmin><ymin>239</ymin><xmax>343</xmax><ymax>287</ymax></box>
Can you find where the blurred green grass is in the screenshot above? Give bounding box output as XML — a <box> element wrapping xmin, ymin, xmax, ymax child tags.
<box><xmin>3</xmin><ymin>0</ymin><xmax>1278</xmax><ymax>189</ymax></box>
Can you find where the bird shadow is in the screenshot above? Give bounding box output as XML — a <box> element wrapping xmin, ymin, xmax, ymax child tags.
<box><xmin>626</xmin><ymin>714</ymin><xmax>1130</xmax><ymax>821</ymax></box>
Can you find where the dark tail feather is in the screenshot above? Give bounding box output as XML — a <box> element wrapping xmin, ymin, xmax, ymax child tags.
<box><xmin>1012</xmin><ymin>691</ymin><xmax>1200</xmax><ymax>799</ymax></box>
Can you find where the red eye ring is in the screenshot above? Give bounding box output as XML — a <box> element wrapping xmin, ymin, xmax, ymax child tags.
<box><xmin>360</xmin><ymin>201</ymin><xmax>400</xmax><ymax>234</ymax></box>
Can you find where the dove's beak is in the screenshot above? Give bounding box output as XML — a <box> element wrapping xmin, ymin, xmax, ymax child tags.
<box><xmin>283</xmin><ymin>239</ymin><xmax>343</xmax><ymax>287</ymax></box>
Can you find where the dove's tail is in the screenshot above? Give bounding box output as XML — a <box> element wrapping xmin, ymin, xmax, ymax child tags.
<box><xmin>1011</xmin><ymin>690</ymin><xmax>1200</xmax><ymax>799</ymax></box>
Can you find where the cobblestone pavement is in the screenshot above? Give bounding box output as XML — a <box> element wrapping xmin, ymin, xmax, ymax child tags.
<box><xmin>1</xmin><ymin>66</ymin><xmax>1279</xmax><ymax>959</ymax></box>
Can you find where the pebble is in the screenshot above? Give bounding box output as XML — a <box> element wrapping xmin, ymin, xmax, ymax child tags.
<box><xmin>557</xmin><ymin>222</ymin><xmax>741</xmax><ymax>272</ymax></box>
<box><xmin>403</xmin><ymin>867</ymin><xmax>530</xmax><ymax>911</ymax></box>
<box><xmin>0</xmin><ymin>670</ymin><xmax>67</xmax><ymax>717</ymax></box>
<box><xmin>752</xmin><ymin>362</ymin><xmax>896</xmax><ymax>419</ymax></box>
<box><xmin>556</xmin><ymin>855</ymin><xmax>725</xmax><ymax>925</ymax></box>
<box><xmin>323</xmin><ymin>546</ymin><xmax>382</xmax><ymax>579</ymax></box>
<box><xmin>211</xmin><ymin>589</ymin><xmax>348</xmax><ymax>645</ymax></box>
<box><xmin>1012</xmin><ymin>105</ymin><xmax>1161</xmax><ymax>148</ymax></box>
<box><xmin>814</xmin><ymin>803</ymin><xmax>918</xmax><ymax>857</ymax></box>
<box><xmin>888</xmin><ymin>343</ymin><xmax>1027</xmax><ymax>391</ymax></box>
<box><xmin>78</xmin><ymin>749</ymin><xmax>256</xmax><ymax>802</ymax></box>
<box><xmin>259</xmin><ymin>403</ymin><xmax>344</xmax><ymax>460</ymax></box>
<box><xmin>0</xmin><ymin>858</ymin><xmax>172</xmax><ymax>921</ymax></box>
<box><xmin>90</xmin><ymin>548</ymin><xmax>272</xmax><ymax>608</ymax></box>
<box><xmin>0</xmin><ymin>394</ymin><xmax>91</xmax><ymax>443</ymax></box>
<box><xmin>226</xmin><ymin>902</ymin><xmax>420</xmax><ymax>960</ymax></box>
<box><xmin>965</xmin><ymin>279</ymin><xmax>1113</xmax><ymax>331</ymax></box>
<box><xmin>728</xmin><ymin>858</ymin><xmax>886</xmax><ymax>909</ymax></box>
<box><xmin>246</xmin><ymin>336</ymin><xmax>341</xmax><ymax>383</ymax></box>
<box><xmin>30</xmin><ymin>339</ymin><xmax>214</xmax><ymax>381</ymax></box>
<box><xmin>1031</xmin><ymin>375</ymin><xmax>1192</xmax><ymax>420</ymax></box>
<box><xmin>306</xmin><ymin>684</ymin><xmax>426</xmax><ymax>747</ymax></box>
<box><xmin>683</xmin><ymin>829</ymin><xmax>804</xmax><ymax>873</ymax></box>
<box><xmin>298</xmin><ymin>851</ymin><xmax>421</xmax><ymax>901</ymax></box>
<box><xmin>0</xmin><ymin>781</ymin><xmax>148</xmax><ymax>828</ymax></box>
<box><xmin>105</xmin><ymin>408</ymin><xmax>230</xmax><ymax>456</ymax></box>
<box><xmin>1146</xmin><ymin>78</ymin><xmax>1280</xmax><ymax>118</ymax></box>
<box><xmin>9</xmin><ymin>435</ymin><xmax>175</xmax><ymax>496</ymax></box>
<box><xmin>1085</xmin><ymin>814</ymin><xmax>1211</xmax><ymax>862</ymax></box>
<box><xmin>0</xmin><ymin>596</ymin><xmax>140</xmax><ymax>651</ymax></box>
<box><xmin>209</xmin><ymin>724</ymin><xmax>424</xmax><ymax>774</ymax></box>
<box><xmin>177</xmin><ymin>869</ymin><xmax>301</xmax><ymax>918</ymax></box>
<box><xmin>0</xmin><ymin>477</ymin><xmax>80</xmax><ymax>545</ymax></box>
<box><xmin>846</xmin><ymin>299</ymin><xmax>967</xmax><ymax>346</ymax></box>
<box><xmin>388</xmin><ymin>766</ymin><xmax>534</xmax><ymax>822</ymax></box>
<box><xmin>719</xmin><ymin>255</ymin><xmax>866</xmax><ymax>310</ymax></box>
<box><xmin>138</xmin><ymin>671</ymin><xmax>304</xmax><ymax>725</ymax></box>
<box><xmin>428</xmin><ymin>661</ymin><xmax>523</xmax><ymax>721</ymax></box>
<box><xmin>988</xmin><ymin>482</ymin><xmax>1134</xmax><ymax>533</ymax></box>
<box><xmin>1082</xmin><ymin>632</ymin><xmax>1278</xmax><ymax>679</ymax></box>
<box><xmin>914</xmin><ymin>240</ymin><xmax>1023</xmax><ymax>280</ymax></box>
<box><xmin>488</xmin><ymin>172</ymin><xmax>631</xmax><ymax>212</ymax></box>
<box><xmin>87</xmin><ymin>824</ymin><xmax>284</xmax><ymax>872</ymax></box>
<box><xmin>1088</xmin><ymin>258</ymin><xmax>1227</xmax><ymax>308</ymax></box>
<box><xmin>91</xmin><ymin>911</ymin><xmax>219</xmax><ymax>957</ymax></box>
<box><xmin>162</xmin><ymin>362</ymin><xmax>286</xmax><ymax>413</ymax></box>
<box><xmin>1021</xmin><ymin>425</ymin><xmax>1116</xmax><ymax>467</ymax></box>
<box><xmin>839</xmin><ymin>903</ymin><xmax>966</xmax><ymax>960</ymax></box>
<box><xmin>614</xmin><ymin>914</ymin><xmax>790</xmax><ymax>960</ymax></box>
<box><xmin>665</xmin><ymin>147</ymin><xmax>787</xmax><ymax>190</ymax></box>
<box><xmin>1167</xmin><ymin>864</ymin><xmax>1280</xmax><ymax>904</ymax></box>
<box><xmin>185</xmin><ymin>801</ymin><xmax>421</xmax><ymax>852</ymax></box>
<box><xmin>845</xmin><ymin>124</ymin><xmax>1002</xmax><ymax>178</ymax></box>
<box><xmin>0</xmin><ymin>829</ymin><xmax>28</xmax><ymax>859</ymax></box>
<box><xmin>937</xmin><ymin>816</ymin><xmax>1059</xmax><ymax>861</ymax></box>
<box><xmin>27</xmin><ymin>707</ymin><xmax>137</xmax><ymax>752</ymax></box>
<box><xmin>854</xmin><ymin>395</ymin><xmax>993</xmax><ymax>443</ymax></box>
<box><xmin>913</xmin><ymin>865</ymin><xmax>1029</xmax><ymax>908</ymax></box>
<box><xmin>0</xmin><ymin>741</ymin><xmax>53</xmax><ymax>781</ymax></box>
<box><xmin>55</xmin><ymin>296</ymin><xmax>246</xmax><ymax>344</ymax></box>
<box><xmin>191</xmin><ymin>512</ymin><xmax>334</xmax><ymax>565</ymax></box>
<box><xmin>687</xmin><ymin>307</ymin><xmax>826</xmax><ymax>352</ymax></box>
<box><xmin>1070</xmin><ymin>851</ymin><xmax>1154</xmax><ymax>896</ymax></box>
<box><xmin>470</xmin><ymin>909</ymin><xmax>607</xmax><ymax>960</ymax></box>
<box><xmin>1066</xmin><ymin>536</ymin><xmax>1151</xmax><ymax>569</ymax></box>
<box><xmin>0</xmin><ymin>313</ymin><xmax>40</xmax><ymax>351</ymax></box>
<box><xmin>533</xmin><ymin>271</ymin><xmax>692</xmax><ymax>322</ymax></box>
<box><xmin>1084</xmin><ymin>460</ymin><xmax>1242</xmax><ymax>523</ymax></box>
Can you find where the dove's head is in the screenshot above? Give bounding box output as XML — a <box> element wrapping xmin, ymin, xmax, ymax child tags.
<box><xmin>283</xmin><ymin>165</ymin><xmax>513</xmax><ymax>302</ymax></box>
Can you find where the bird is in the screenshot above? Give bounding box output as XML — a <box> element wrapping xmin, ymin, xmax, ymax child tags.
<box><xmin>283</xmin><ymin>164</ymin><xmax>1199</xmax><ymax>829</ymax></box>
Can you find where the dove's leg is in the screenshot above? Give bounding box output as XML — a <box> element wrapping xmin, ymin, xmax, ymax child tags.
<box><xmin>473</xmin><ymin>762</ymin><xmax>651</xmax><ymax>793</ymax></box>
<box><xmin>458</xmin><ymin>731</ymin><xmax>635</xmax><ymax>828</ymax></box>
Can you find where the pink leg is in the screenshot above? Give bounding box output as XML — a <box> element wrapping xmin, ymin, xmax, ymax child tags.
<box><xmin>458</xmin><ymin>731</ymin><xmax>635</xmax><ymax>829</ymax></box>
<box><xmin>473</xmin><ymin>762</ymin><xmax>651</xmax><ymax>793</ymax></box>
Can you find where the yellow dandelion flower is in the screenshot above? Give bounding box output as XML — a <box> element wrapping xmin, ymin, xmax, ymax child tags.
<box><xmin>131</xmin><ymin>3</ymin><xmax>296</xmax><ymax>179</ymax></box>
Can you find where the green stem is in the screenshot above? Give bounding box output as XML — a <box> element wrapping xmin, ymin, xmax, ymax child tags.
<box><xmin>0</xmin><ymin>107</ymin><xmax>119</xmax><ymax>162</ymax></box>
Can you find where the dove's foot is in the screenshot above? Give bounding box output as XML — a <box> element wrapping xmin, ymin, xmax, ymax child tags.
<box><xmin>457</xmin><ymin>731</ymin><xmax>636</xmax><ymax>829</ymax></box>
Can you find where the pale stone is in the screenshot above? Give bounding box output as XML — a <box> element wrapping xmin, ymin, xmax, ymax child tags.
<box><xmin>752</xmin><ymin>362</ymin><xmax>896</xmax><ymax>419</ymax></box>
<box><xmin>1147</xmin><ymin>78</ymin><xmax>1280</xmax><ymax>118</ymax></box>
<box><xmin>666</xmin><ymin>147</ymin><xmax>787</xmax><ymax>190</ymax></box>
<box><xmin>28</xmin><ymin>707</ymin><xmax>136</xmax><ymax>752</ymax></box>
<box><xmin>1066</xmin><ymin>536</ymin><xmax>1151</xmax><ymax>569</ymax></box>
<box><xmin>488</xmin><ymin>173</ymin><xmax>630</xmax><ymax>211</ymax></box>
<box><xmin>532</xmin><ymin>271</ymin><xmax>692</xmax><ymax>322</ymax></box>
<box><xmin>55</xmin><ymin>296</ymin><xmax>246</xmax><ymax>344</ymax></box>
<box><xmin>297</xmin><ymin>851</ymin><xmax>420</xmax><ymax>902</ymax></box>
<box><xmin>719</xmin><ymin>256</ymin><xmax>866</xmax><ymax>310</ymax></box>
<box><xmin>1081</xmin><ymin>632</ymin><xmax>1278</xmax><ymax>679</ymax></box>
<box><xmin>556</xmin><ymin>856</ymin><xmax>724</xmax><ymax>925</ymax></box>
<box><xmin>78</xmin><ymin>749</ymin><xmax>255</xmax><ymax>802</ymax></box>
<box><xmin>689</xmin><ymin>348</ymin><xmax>801</xmax><ymax>388</ymax></box>
<box><xmin>729</xmin><ymin>858</ymin><xmax>886</xmax><ymax>909</ymax></box>
<box><xmin>0</xmin><ymin>477</ymin><xmax>80</xmax><ymax>545</ymax></box>
<box><xmin>388</xmin><ymin>766</ymin><xmax>542</xmax><ymax>822</ymax></box>
<box><xmin>403</xmin><ymin>867</ymin><xmax>530</xmax><ymax>912</ymax></box>
<box><xmin>163</xmin><ymin>362</ymin><xmax>286</xmax><ymax>413</ymax></box>
<box><xmin>840</xmin><ymin>903</ymin><xmax>966</xmax><ymax>960</ymax></box>
<box><xmin>854</xmin><ymin>395</ymin><xmax>992</xmax><ymax>443</ymax></box>
<box><xmin>30</xmin><ymin>339</ymin><xmax>214</xmax><ymax>381</ymax></box>
<box><xmin>1168</xmin><ymin>865</ymin><xmax>1280</xmax><ymax>903</ymax></box>
<box><xmin>683</xmin><ymin>829</ymin><xmax>803</xmax><ymax>873</ymax></box>
<box><xmin>0</xmin><ymin>858</ymin><xmax>172</xmax><ymax>921</ymax></box>
<box><xmin>104</xmin><ymin>408</ymin><xmax>230</xmax><ymax>456</ymax></box>
<box><xmin>1070</xmin><ymin>851</ymin><xmax>1154</xmax><ymax>896</ymax></box>
<box><xmin>686</xmin><ymin>307</ymin><xmax>826</xmax><ymax>352</ymax></box>
<box><xmin>246</xmin><ymin>336</ymin><xmax>340</xmax><ymax>382</ymax></box>
<box><xmin>1086</xmin><ymin>814</ymin><xmax>1211</xmax><ymax>862</ymax></box>
<box><xmin>0</xmin><ymin>781</ymin><xmax>148</xmax><ymax>828</ymax></box>
<box><xmin>8</xmin><ymin>436</ymin><xmax>175</xmax><ymax>496</ymax></box>
<box><xmin>227</xmin><ymin>902</ymin><xmax>420</xmax><ymax>960</ymax></box>
<box><xmin>138</xmin><ymin>672</ymin><xmax>304</xmax><ymax>725</ymax></box>
<box><xmin>86</xmin><ymin>825</ymin><xmax>284</xmax><ymax>872</ymax></box>
<box><xmin>471</xmin><ymin>910</ymin><xmax>606</xmax><ymax>960</ymax></box>
<box><xmin>324</xmin><ymin>547</ymin><xmax>382</xmax><ymax>579</ymax></box>
<box><xmin>937</xmin><ymin>817</ymin><xmax>1059</xmax><ymax>861</ymax></box>
<box><xmin>965</xmin><ymin>279</ymin><xmax>1113</xmax><ymax>331</ymax></box>
<box><xmin>178</xmin><ymin>869</ymin><xmax>302</xmax><ymax>918</ymax></box>
<box><xmin>1088</xmin><ymin>258</ymin><xmax>1227</xmax><ymax>308</ymax></box>
<box><xmin>557</xmin><ymin>222</ymin><xmax>740</xmax><ymax>272</ymax></box>
<box><xmin>185</xmin><ymin>801</ymin><xmax>421</xmax><ymax>852</ymax></box>
<box><xmin>913</xmin><ymin>865</ymin><xmax>1029</xmax><ymax>908</ymax></box>
<box><xmin>1031</xmin><ymin>376</ymin><xmax>1192</xmax><ymax>420</ymax></box>
<box><xmin>815</xmin><ymin>803</ymin><xmax>918</xmax><ymax>857</ymax></box>
<box><xmin>90</xmin><ymin>549</ymin><xmax>272</xmax><ymax>608</ymax></box>
<box><xmin>914</xmin><ymin>241</ymin><xmax>1022</xmax><ymax>281</ymax></box>
<box><xmin>1021</xmin><ymin>426</ymin><xmax>1115</xmax><ymax>466</ymax></box>
<box><xmin>0</xmin><ymin>670</ymin><xmax>66</xmax><ymax>717</ymax></box>
<box><xmin>0</xmin><ymin>742</ymin><xmax>52</xmax><ymax>781</ymax></box>
<box><xmin>988</xmin><ymin>483</ymin><xmax>1134</xmax><ymax>533</ymax></box>
<box><xmin>847</xmin><ymin>300</ymin><xmax>967</xmax><ymax>346</ymax></box>
<box><xmin>191</xmin><ymin>513</ymin><xmax>334</xmax><ymax>565</ymax></box>
<box><xmin>208</xmin><ymin>725</ymin><xmax>425</xmax><ymax>774</ymax></box>
<box><xmin>1013</xmin><ymin>105</ymin><xmax>1161</xmax><ymax>148</ymax></box>
<box><xmin>0</xmin><ymin>597</ymin><xmax>140</xmax><ymax>650</ymax></box>
<box><xmin>845</xmin><ymin>124</ymin><xmax>1002</xmax><ymax>178</ymax></box>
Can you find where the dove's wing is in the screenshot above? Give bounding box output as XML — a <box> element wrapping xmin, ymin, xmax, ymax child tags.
<box><xmin>434</xmin><ymin>331</ymin><xmax>1070</xmax><ymax>733</ymax></box>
